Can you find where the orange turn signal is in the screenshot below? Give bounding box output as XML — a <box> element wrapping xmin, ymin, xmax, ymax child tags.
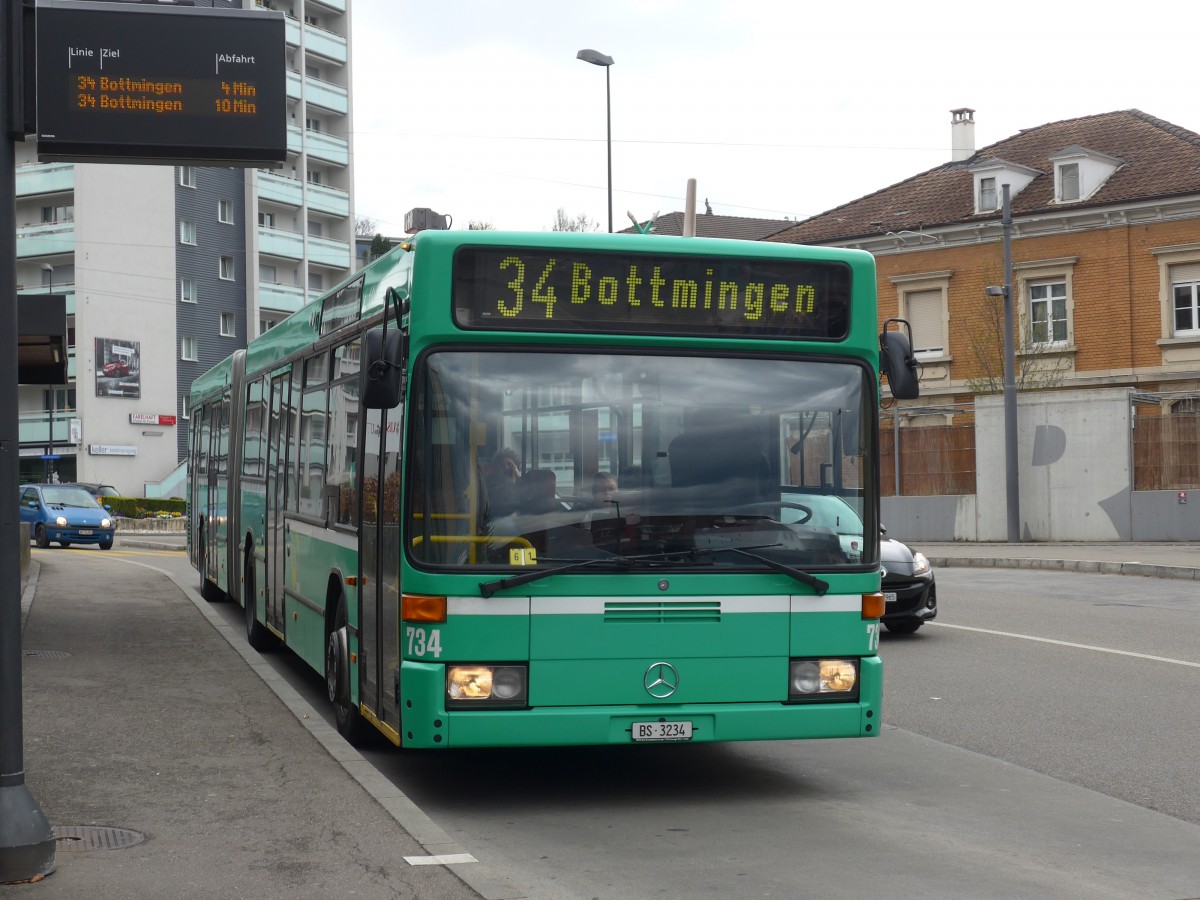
<box><xmin>402</xmin><ymin>594</ymin><xmax>447</xmax><ymax>623</ymax></box>
<box><xmin>862</xmin><ymin>592</ymin><xmax>885</xmax><ymax>620</ymax></box>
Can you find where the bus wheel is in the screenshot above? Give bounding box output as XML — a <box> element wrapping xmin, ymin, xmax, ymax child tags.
<box><xmin>198</xmin><ymin>525</ymin><xmax>223</xmax><ymax>602</ymax></box>
<box><xmin>243</xmin><ymin>557</ymin><xmax>278</xmax><ymax>652</ymax></box>
<box><xmin>326</xmin><ymin>597</ymin><xmax>367</xmax><ymax>746</ymax></box>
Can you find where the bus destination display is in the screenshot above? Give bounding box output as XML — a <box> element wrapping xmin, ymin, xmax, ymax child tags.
<box><xmin>35</xmin><ymin>0</ymin><xmax>285</xmax><ymax>165</ymax></box>
<box><xmin>453</xmin><ymin>246</ymin><xmax>851</xmax><ymax>339</ymax></box>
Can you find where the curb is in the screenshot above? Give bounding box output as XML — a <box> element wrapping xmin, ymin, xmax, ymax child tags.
<box><xmin>927</xmin><ymin>556</ymin><xmax>1200</xmax><ymax>581</ymax></box>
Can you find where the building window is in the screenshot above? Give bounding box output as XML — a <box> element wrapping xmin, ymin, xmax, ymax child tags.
<box><xmin>180</xmin><ymin>166</ymin><xmax>196</xmax><ymax>188</ymax></box>
<box><xmin>180</xmin><ymin>277</ymin><xmax>197</xmax><ymax>304</ymax></box>
<box><xmin>181</xmin><ymin>393</ymin><xmax>191</xmax><ymax>419</ymax></box>
<box><xmin>219</xmin><ymin>256</ymin><xmax>234</xmax><ymax>280</ymax></box>
<box><xmin>180</xmin><ymin>220</ymin><xmax>196</xmax><ymax>245</ymax></box>
<box><xmin>978</xmin><ymin>177</ymin><xmax>997</xmax><ymax>212</ymax></box>
<box><xmin>259</xmin><ymin>211</ymin><xmax>275</xmax><ymax>228</ymax></box>
<box><xmin>42</xmin><ymin>205</ymin><xmax>74</xmax><ymax>223</ymax></box>
<box><xmin>1029</xmin><ymin>281</ymin><xmax>1069</xmax><ymax>344</ymax></box>
<box><xmin>1058</xmin><ymin>163</ymin><xmax>1080</xmax><ymax>202</ymax></box>
<box><xmin>307</xmin><ymin>169</ymin><xmax>321</xmax><ymax>185</ymax></box>
<box><xmin>308</xmin><ymin>220</ymin><xmax>323</xmax><ymax>237</ymax></box>
<box><xmin>306</xmin><ymin>117</ymin><xmax>321</xmax><ymax>133</ymax></box>
<box><xmin>308</xmin><ymin>272</ymin><xmax>324</xmax><ymax>291</ymax></box>
<box><xmin>1174</xmin><ymin>280</ymin><xmax>1200</xmax><ymax>335</ymax></box>
<box><xmin>181</xmin><ymin>337</ymin><xmax>198</xmax><ymax>361</ymax></box>
<box><xmin>260</xmin><ymin>264</ymin><xmax>277</xmax><ymax>283</ymax></box>
<box><xmin>218</xmin><ymin>199</ymin><xmax>233</xmax><ymax>224</ymax></box>
<box><xmin>905</xmin><ymin>289</ymin><xmax>946</xmax><ymax>357</ymax></box>
<box><xmin>220</xmin><ymin>312</ymin><xmax>236</xmax><ymax>337</ymax></box>
<box><xmin>260</xmin><ymin>318</ymin><xmax>278</xmax><ymax>334</ymax></box>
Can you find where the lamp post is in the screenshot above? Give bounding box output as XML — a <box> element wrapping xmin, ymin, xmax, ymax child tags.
<box><xmin>40</xmin><ymin>265</ymin><xmax>55</xmax><ymax>484</ymax></box>
<box><xmin>984</xmin><ymin>183</ymin><xmax>1019</xmax><ymax>542</ymax></box>
<box><xmin>576</xmin><ymin>49</ymin><xmax>614</xmax><ymax>233</ymax></box>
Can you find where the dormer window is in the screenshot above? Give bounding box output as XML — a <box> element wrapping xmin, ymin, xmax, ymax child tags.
<box><xmin>1050</xmin><ymin>146</ymin><xmax>1123</xmax><ymax>204</ymax></box>
<box><xmin>1058</xmin><ymin>163</ymin><xmax>1081</xmax><ymax>201</ymax></box>
<box><xmin>979</xmin><ymin>177</ymin><xmax>998</xmax><ymax>212</ymax></box>
<box><xmin>968</xmin><ymin>158</ymin><xmax>1040</xmax><ymax>215</ymax></box>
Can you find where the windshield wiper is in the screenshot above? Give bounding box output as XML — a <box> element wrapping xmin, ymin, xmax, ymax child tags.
<box><xmin>478</xmin><ymin>544</ymin><xmax>828</xmax><ymax>597</ymax></box>
<box><xmin>704</xmin><ymin>545</ymin><xmax>829</xmax><ymax>595</ymax></box>
<box><xmin>479</xmin><ymin>548</ymin><xmax>722</xmax><ymax>598</ymax></box>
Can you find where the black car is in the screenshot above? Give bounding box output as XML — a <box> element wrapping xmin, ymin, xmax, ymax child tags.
<box><xmin>880</xmin><ymin>528</ymin><xmax>937</xmax><ymax>633</ymax></box>
<box><xmin>61</xmin><ymin>482</ymin><xmax>120</xmax><ymax>500</ymax></box>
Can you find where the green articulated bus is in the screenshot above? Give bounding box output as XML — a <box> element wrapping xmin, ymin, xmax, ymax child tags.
<box><xmin>188</xmin><ymin>229</ymin><xmax>919</xmax><ymax>749</ymax></box>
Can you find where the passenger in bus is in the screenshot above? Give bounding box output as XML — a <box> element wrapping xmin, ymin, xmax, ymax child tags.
<box><xmin>484</xmin><ymin>447</ymin><xmax>522</xmax><ymax>517</ymax></box>
<box><xmin>581</xmin><ymin>471</ymin><xmax>619</xmax><ymax>525</ymax></box>
<box><xmin>518</xmin><ymin>469</ymin><xmax>561</xmax><ymax>515</ymax></box>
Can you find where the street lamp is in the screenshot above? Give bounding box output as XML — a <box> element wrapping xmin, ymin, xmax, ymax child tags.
<box><xmin>576</xmin><ymin>48</ymin><xmax>614</xmax><ymax>233</ymax></box>
<box><xmin>40</xmin><ymin>265</ymin><xmax>56</xmax><ymax>483</ymax></box>
<box><xmin>984</xmin><ymin>183</ymin><xmax>1019</xmax><ymax>542</ymax></box>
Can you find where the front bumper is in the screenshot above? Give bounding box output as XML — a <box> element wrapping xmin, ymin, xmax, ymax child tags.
<box><xmin>397</xmin><ymin>656</ymin><xmax>882</xmax><ymax>748</ymax></box>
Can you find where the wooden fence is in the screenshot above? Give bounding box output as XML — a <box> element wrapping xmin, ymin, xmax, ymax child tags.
<box><xmin>1133</xmin><ymin>412</ymin><xmax>1200</xmax><ymax>490</ymax></box>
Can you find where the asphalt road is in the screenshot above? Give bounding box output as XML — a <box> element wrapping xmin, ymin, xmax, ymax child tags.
<box><xmin>60</xmin><ymin>546</ymin><xmax>1200</xmax><ymax>899</ymax></box>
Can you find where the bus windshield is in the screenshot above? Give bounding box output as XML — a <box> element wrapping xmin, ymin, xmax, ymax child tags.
<box><xmin>407</xmin><ymin>349</ymin><xmax>874</xmax><ymax>572</ymax></box>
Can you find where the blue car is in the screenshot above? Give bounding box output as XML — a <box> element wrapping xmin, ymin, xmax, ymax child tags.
<box><xmin>19</xmin><ymin>484</ymin><xmax>116</xmax><ymax>550</ymax></box>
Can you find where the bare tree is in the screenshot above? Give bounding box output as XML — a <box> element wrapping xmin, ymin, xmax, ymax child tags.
<box><xmin>467</xmin><ymin>220</ymin><xmax>495</xmax><ymax>230</ymax></box>
<box><xmin>552</xmin><ymin>208</ymin><xmax>599</xmax><ymax>232</ymax></box>
<box><xmin>964</xmin><ymin>289</ymin><xmax>1072</xmax><ymax>394</ymax></box>
<box><xmin>355</xmin><ymin>215</ymin><xmax>378</xmax><ymax>237</ymax></box>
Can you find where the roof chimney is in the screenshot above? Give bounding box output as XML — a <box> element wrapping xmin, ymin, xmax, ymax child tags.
<box><xmin>950</xmin><ymin>108</ymin><xmax>975</xmax><ymax>162</ymax></box>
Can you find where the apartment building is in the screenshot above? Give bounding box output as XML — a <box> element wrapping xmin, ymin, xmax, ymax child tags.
<box><xmin>13</xmin><ymin>0</ymin><xmax>355</xmax><ymax>497</ymax></box>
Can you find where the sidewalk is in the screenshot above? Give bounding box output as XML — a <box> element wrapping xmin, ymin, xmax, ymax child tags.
<box><xmin>919</xmin><ymin>541</ymin><xmax>1200</xmax><ymax>581</ymax></box>
<box><xmin>7</xmin><ymin>551</ymin><xmax>499</xmax><ymax>900</ymax></box>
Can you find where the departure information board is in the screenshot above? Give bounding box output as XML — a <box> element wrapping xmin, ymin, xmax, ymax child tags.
<box><xmin>35</xmin><ymin>0</ymin><xmax>285</xmax><ymax>165</ymax></box>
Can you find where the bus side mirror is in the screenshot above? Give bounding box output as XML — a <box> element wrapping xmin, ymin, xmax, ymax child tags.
<box><xmin>880</xmin><ymin>319</ymin><xmax>920</xmax><ymax>400</ymax></box>
<box><xmin>363</xmin><ymin>328</ymin><xmax>406</xmax><ymax>409</ymax></box>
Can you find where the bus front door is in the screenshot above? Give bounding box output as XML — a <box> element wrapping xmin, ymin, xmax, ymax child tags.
<box><xmin>265</xmin><ymin>369</ymin><xmax>291</xmax><ymax>637</ymax></box>
<box><xmin>359</xmin><ymin>403</ymin><xmax>402</xmax><ymax>740</ymax></box>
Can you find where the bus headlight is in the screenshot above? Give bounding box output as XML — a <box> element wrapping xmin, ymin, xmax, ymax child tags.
<box><xmin>446</xmin><ymin>664</ymin><xmax>528</xmax><ymax>708</ymax></box>
<box><xmin>789</xmin><ymin>658</ymin><xmax>859</xmax><ymax>701</ymax></box>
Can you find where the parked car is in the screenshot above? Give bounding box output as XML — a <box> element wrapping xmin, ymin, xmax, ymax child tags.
<box><xmin>880</xmin><ymin>527</ymin><xmax>937</xmax><ymax>633</ymax></box>
<box><xmin>780</xmin><ymin>492</ymin><xmax>866</xmax><ymax>561</ymax></box>
<box><xmin>62</xmin><ymin>482</ymin><xmax>120</xmax><ymax>500</ymax></box>
<box><xmin>19</xmin><ymin>483</ymin><xmax>115</xmax><ymax>550</ymax></box>
<box><xmin>102</xmin><ymin>360</ymin><xmax>132</xmax><ymax>377</ymax></box>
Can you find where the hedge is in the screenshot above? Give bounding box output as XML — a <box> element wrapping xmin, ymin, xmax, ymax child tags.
<box><xmin>103</xmin><ymin>496</ymin><xmax>187</xmax><ymax>518</ymax></box>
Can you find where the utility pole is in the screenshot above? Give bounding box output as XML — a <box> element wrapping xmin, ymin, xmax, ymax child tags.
<box><xmin>1000</xmin><ymin>184</ymin><xmax>1020</xmax><ymax>541</ymax></box>
<box><xmin>0</xmin><ymin>0</ymin><xmax>57</xmax><ymax>881</ymax></box>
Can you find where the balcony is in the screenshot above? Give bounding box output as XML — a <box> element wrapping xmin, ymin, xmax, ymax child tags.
<box><xmin>16</xmin><ymin>162</ymin><xmax>74</xmax><ymax>198</ymax></box>
<box><xmin>258</xmin><ymin>281</ymin><xmax>307</xmax><ymax>314</ymax></box>
<box><xmin>17</xmin><ymin>222</ymin><xmax>75</xmax><ymax>259</ymax></box>
<box><xmin>258</xmin><ymin>171</ymin><xmax>303</xmax><ymax>207</ymax></box>
<box><xmin>287</xmin><ymin>125</ymin><xmax>349</xmax><ymax>167</ymax></box>
<box><xmin>284</xmin><ymin>19</ymin><xmax>347</xmax><ymax>65</ymax></box>
<box><xmin>257</xmin><ymin>228</ymin><xmax>350</xmax><ymax>269</ymax></box>
<box><xmin>19</xmin><ymin>410</ymin><xmax>76</xmax><ymax>447</ymax></box>
<box><xmin>306</xmin><ymin>0</ymin><xmax>346</xmax><ymax>13</ymax></box>
<box><xmin>258</xmin><ymin>226</ymin><xmax>305</xmax><ymax>261</ymax></box>
<box><xmin>307</xmin><ymin>182</ymin><xmax>349</xmax><ymax>217</ymax></box>
<box><xmin>286</xmin><ymin>70</ymin><xmax>349</xmax><ymax>115</ymax></box>
<box><xmin>308</xmin><ymin>235</ymin><xmax>351</xmax><ymax>269</ymax></box>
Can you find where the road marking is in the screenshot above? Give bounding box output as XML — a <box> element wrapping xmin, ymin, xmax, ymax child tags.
<box><xmin>931</xmin><ymin>622</ymin><xmax>1200</xmax><ymax>669</ymax></box>
<box><xmin>403</xmin><ymin>853</ymin><xmax>477</xmax><ymax>866</ymax></box>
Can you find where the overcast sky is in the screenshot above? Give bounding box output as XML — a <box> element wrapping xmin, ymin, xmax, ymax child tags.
<box><xmin>349</xmin><ymin>0</ymin><xmax>1197</xmax><ymax>236</ymax></box>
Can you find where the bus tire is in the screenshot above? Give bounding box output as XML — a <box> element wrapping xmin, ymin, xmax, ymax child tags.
<box><xmin>243</xmin><ymin>555</ymin><xmax>278</xmax><ymax>652</ymax></box>
<box><xmin>198</xmin><ymin>523</ymin><xmax>224</xmax><ymax>602</ymax></box>
<box><xmin>326</xmin><ymin>595</ymin><xmax>367</xmax><ymax>746</ymax></box>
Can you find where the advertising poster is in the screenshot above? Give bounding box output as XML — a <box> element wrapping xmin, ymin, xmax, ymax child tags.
<box><xmin>95</xmin><ymin>337</ymin><xmax>141</xmax><ymax>398</ymax></box>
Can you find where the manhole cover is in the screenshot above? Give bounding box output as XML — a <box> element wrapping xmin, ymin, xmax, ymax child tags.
<box><xmin>54</xmin><ymin>826</ymin><xmax>145</xmax><ymax>851</ymax></box>
<box><xmin>24</xmin><ymin>650</ymin><xmax>71</xmax><ymax>659</ymax></box>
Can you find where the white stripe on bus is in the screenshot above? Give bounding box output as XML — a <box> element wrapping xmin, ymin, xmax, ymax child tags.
<box><xmin>445</xmin><ymin>595</ymin><xmax>862</xmax><ymax>616</ymax></box>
